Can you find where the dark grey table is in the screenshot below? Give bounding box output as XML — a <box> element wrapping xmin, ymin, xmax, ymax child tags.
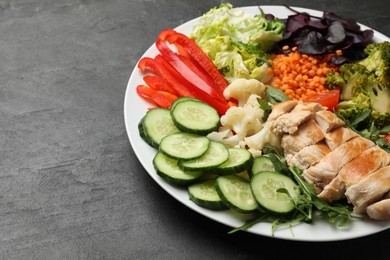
<box><xmin>2</xmin><ymin>0</ymin><xmax>389</xmax><ymax>259</ymax></box>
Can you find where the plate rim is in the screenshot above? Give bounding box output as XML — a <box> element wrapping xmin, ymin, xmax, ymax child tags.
<box><xmin>124</xmin><ymin>5</ymin><xmax>390</xmax><ymax>242</ymax></box>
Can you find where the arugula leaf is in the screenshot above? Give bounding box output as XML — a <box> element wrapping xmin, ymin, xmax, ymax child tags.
<box><xmin>338</xmin><ymin>110</ymin><xmax>390</xmax><ymax>153</ymax></box>
<box><xmin>228</xmin><ymin>158</ymin><xmax>355</xmax><ymax>236</ymax></box>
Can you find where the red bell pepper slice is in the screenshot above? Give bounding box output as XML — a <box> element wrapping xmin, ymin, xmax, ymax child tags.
<box><xmin>157</xmin><ymin>28</ymin><xmax>176</xmax><ymax>42</ymax></box>
<box><xmin>178</xmin><ymin>54</ymin><xmax>218</xmax><ymax>91</ymax></box>
<box><xmin>143</xmin><ymin>75</ymin><xmax>177</xmax><ymax>95</ymax></box>
<box><xmin>136</xmin><ymin>85</ymin><xmax>177</xmax><ymax>109</ymax></box>
<box><xmin>155</xmin><ymin>39</ymin><xmax>226</xmax><ymax>103</ymax></box>
<box><xmin>153</xmin><ymin>56</ymin><xmax>228</xmax><ymax>114</ymax></box>
<box><xmin>158</xmin><ymin>28</ymin><xmax>192</xmax><ymax>58</ymax></box>
<box><xmin>165</xmin><ymin>31</ymin><xmax>228</xmax><ymax>92</ymax></box>
<box><xmin>138</xmin><ymin>57</ymin><xmax>194</xmax><ymax>97</ymax></box>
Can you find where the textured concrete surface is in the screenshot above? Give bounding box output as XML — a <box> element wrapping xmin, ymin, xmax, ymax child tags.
<box><xmin>1</xmin><ymin>0</ymin><xmax>389</xmax><ymax>259</ymax></box>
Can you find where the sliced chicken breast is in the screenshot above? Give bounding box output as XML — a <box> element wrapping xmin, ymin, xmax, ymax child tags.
<box><xmin>281</xmin><ymin>119</ymin><xmax>325</xmax><ymax>161</ymax></box>
<box><xmin>345</xmin><ymin>165</ymin><xmax>390</xmax><ymax>214</ymax></box>
<box><xmin>288</xmin><ymin>142</ymin><xmax>331</xmax><ymax>170</ymax></box>
<box><xmin>302</xmin><ymin>136</ymin><xmax>375</xmax><ymax>193</ymax></box>
<box><xmin>324</xmin><ymin>126</ymin><xmax>359</xmax><ymax>150</ymax></box>
<box><xmin>318</xmin><ymin>146</ymin><xmax>390</xmax><ymax>203</ymax></box>
<box><xmin>366</xmin><ymin>197</ymin><xmax>390</xmax><ymax>220</ymax></box>
<box><xmin>272</xmin><ymin>110</ymin><xmax>313</xmax><ymax>135</ymax></box>
<box><xmin>290</xmin><ymin>101</ymin><xmax>325</xmax><ymax>113</ymax></box>
<box><xmin>314</xmin><ymin>110</ymin><xmax>345</xmax><ymax>133</ymax></box>
<box><xmin>268</xmin><ymin>100</ymin><xmax>299</xmax><ymax>121</ymax></box>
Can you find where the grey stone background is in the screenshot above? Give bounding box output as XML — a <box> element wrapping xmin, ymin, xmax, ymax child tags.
<box><xmin>1</xmin><ymin>0</ymin><xmax>389</xmax><ymax>259</ymax></box>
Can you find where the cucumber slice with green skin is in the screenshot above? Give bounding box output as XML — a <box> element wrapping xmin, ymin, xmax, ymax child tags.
<box><xmin>215</xmin><ymin>175</ymin><xmax>258</xmax><ymax>213</ymax></box>
<box><xmin>250</xmin><ymin>171</ymin><xmax>300</xmax><ymax>214</ymax></box>
<box><xmin>138</xmin><ymin>117</ymin><xmax>153</xmax><ymax>147</ymax></box>
<box><xmin>153</xmin><ymin>152</ymin><xmax>203</xmax><ymax>186</ymax></box>
<box><xmin>179</xmin><ymin>141</ymin><xmax>229</xmax><ymax>171</ymax></box>
<box><xmin>159</xmin><ymin>132</ymin><xmax>210</xmax><ymax>160</ymax></box>
<box><xmin>249</xmin><ymin>156</ymin><xmax>276</xmax><ymax>177</ymax></box>
<box><xmin>141</xmin><ymin>108</ymin><xmax>181</xmax><ymax>148</ymax></box>
<box><xmin>171</xmin><ymin>99</ymin><xmax>220</xmax><ymax>135</ymax></box>
<box><xmin>188</xmin><ymin>179</ymin><xmax>228</xmax><ymax>210</ymax></box>
<box><xmin>170</xmin><ymin>97</ymin><xmax>200</xmax><ymax>111</ymax></box>
<box><xmin>211</xmin><ymin>148</ymin><xmax>254</xmax><ymax>175</ymax></box>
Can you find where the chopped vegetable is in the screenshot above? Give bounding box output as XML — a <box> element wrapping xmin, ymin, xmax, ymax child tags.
<box><xmin>223</xmin><ymin>78</ymin><xmax>266</xmax><ymax>107</ymax></box>
<box><xmin>277</xmin><ymin>7</ymin><xmax>374</xmax><ymax>63</ymax></box>
<box><xmin>143</xmin><ymin>75</ymin><xmax>178</xmax><ymax>94</ymax></box>
<box><xmin>165</xmin><ymin>29</ymin><xmax>229</xmax><ymax>92</ymax></box>
<box><xmin>155</xmin><ymin>39</ymin><xmax>226</xmax><ymax>103</ymax></box>
<box><xmin>138</xmin><ymin>56</ymin><xmax>194</xmax><ymax>97</ymax></box>
<box><xmin>358</xmin><ymin>40</ymin><xmax>390</xmax><ymax>85</ymax></box>
<box><xmin>136</xmin><ymin>85</ymin><xmax>178</xmax><ymax>109</ymax></box>
<box><xmin>303</xmin><ymin>89</ymin><xmax>340</xmax><ymax>111</ymax></box>
<box><xmin>190</xmin><ymin>3</ymin><xmax>284</xmax><ymax>83</ymax></box>
<box><xmin>137</xmin><ymin>30</ymin><xmax>231</xmax><ymax>115</ymax></box>
<box><xmin>326</xmin><ymin>42</ymin><xmax>390</xmax><ymax>129</ymax></box>
<box><xmin>271</xmin><ymin>47</ymin><xmax>339</xmax><ymax>100</ymax></box>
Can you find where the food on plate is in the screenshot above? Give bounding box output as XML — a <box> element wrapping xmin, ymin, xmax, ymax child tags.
<box><xmin>268</xmin><ymin>100</ymin><xmax>390</xmax><ymax>220</ymax></box>
<box><xmin>271</xmin><ymin>47</ymin><xmax>339</xmax><ymax>100</ymax></box>
<box><xmin>276</xmin><ymin>7</ymin><xmax>374</xmax><ymax>62</ymax></box>
<box><xmin>327</xmin><ymin>42</ymin><xmax>390</xmax><ymax>129</ymax></box>
<box><xmin>190</xmin><ymin>3</ymin><xmax>284</xmax><ymax>84</ymax></box>
<box><xmin>345</xmin><ymin>166</ymin><xmax>390</xmax><ymax>215</ymax></box>
<box><xmin>319</xmin><ymin>146</ymin><xmax>390</xmax><ymax>203</ymax></box>
<box><xmin>133</xmin><ymin>3</ymin><xmax>390</xmax><ymax>234</ymax></box>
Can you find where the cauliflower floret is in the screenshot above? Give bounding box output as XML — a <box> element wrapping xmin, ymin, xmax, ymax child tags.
<box><xmin>243</xmin><ymin>121</ymin><xmax>281</xmax><ymax>156</ymax></box>
<box><xmin>207</xmin><ymin>128</ymin><xmax>242</xmax><ymax>148</ymax></box>
<box><xmin>208</xmin><ymin>78</ymin><xmax>282</xmax><ymax>155</ymax></box>
<box><xmin>223</xmin><ymin>78</ymin><xmax>266</xmax><ymax>107</ymax></box>
<box><xmin>220</xmin><ymin>103</ymin><xmax>264</xmax><ymax>138</ymax></box>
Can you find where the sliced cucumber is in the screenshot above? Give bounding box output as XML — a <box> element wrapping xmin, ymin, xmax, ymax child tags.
<box><xmin>141</xmin><ymin>108</ymin><xmax>180</xmax><ymax>148</ymax></box>
<box><xmin>159</xmin><ymin>132</ymin><xmax>210</xmax><ymax>160</ymax></box>
<box><xmin>171</xmin><ymin>97</ymin><xmax>200</xmax><ymax>111</ymax></box>
<box><xmin>249</xmin><ymin>156</ymin><xmax>275</xmax><ymax>176</ymax></box>
<box><xmin>250</xmin><ymin>171</ymin><xmax>300</xmax><ymax>214</ymax></box>
<box><xmin>215</xmin><ymin>175</ymin><xmax>258</xmax><ymax>213</ymax></box>
<box><xmin>138</xmin><ymin>117</ymin><xmax>153</xmax><ymax>147</ymax></box>
<box><xmin>171</xmin><ymin>99</ymin><xmax>219</xmax><ymax>135</ymax></box>
<box><xmin>188</xmin><ymin>179</ymin><xmax>228</xmax><ymax>210</ymax></box>
<box><xmin>179</xmin><ymin>141</ymin><xmax>229</xmax><ymax>171</ymax></box>
<box><xmin>153</xmin><ymin>152</ymin><xmax>202</xmax><ymax>186</ymax></box>
<box><xmin>211</xmin><ymin>148</ymin><xmax>253</xmax><ymax>175</ymax></box>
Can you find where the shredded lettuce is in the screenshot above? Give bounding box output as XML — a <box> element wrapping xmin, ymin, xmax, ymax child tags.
<box><xmin>190</xmin><ymin>3</ymin><xmax>284</xmax><ymax>83</ymax></box>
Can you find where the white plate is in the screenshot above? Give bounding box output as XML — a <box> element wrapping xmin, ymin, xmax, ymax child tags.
<box><xmin>124</xmin><ymin>5</ymin><xmax>390</xmax><ymax>241</ymax></box>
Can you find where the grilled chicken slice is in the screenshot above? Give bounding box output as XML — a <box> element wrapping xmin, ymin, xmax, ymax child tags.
<box><xmin>271</xmin><ymin>102</ymin><xmax>325</xmax><ymax>135</ymax></box>
<box><xmin>302</xmin><ymin>136</ymin><xmax>375</xmax><ymax>193</ymax></box>
<box><xmin>318</xmin><ymin>146</ymin><xmax>390</xmax><ymax>202</ymax></box>
<box><xmin>291</xmin><ymin>101</ymin><xmax>325</xmax><ymax>113</ymax></box>
<box><xmin>268</xmin><ymin>100</ymin><xmax>298</xmax><ymax>121</ymax></box>
<box><xmin>366</xmin><ymin>197</ymin><xmax>390</xmax><ymax>220</ymax></box>
<box><xmin>314</xmin><ymin>110</ymin><xmax>345</xmax><ymax>133</ymax></box>
<box><xmin>272</xmin><ymin>110</ymin><xmax>312</xmax><ymax>135</ymax></box>
<box><xmin>345</xmin><ymin>165</ymin><xmax>390</xmax><ymax>214</ymax></box>
<box><xmin>281</xmin><ymin>119</ymin><xmax>325</xmax><ymax>161</ymax></box>
<box><xmin>324</xmin><ymin>126</ymin><xmax>359</xmax><ymax>150</ymax></box>
<box><xmin>288</xmin><ymin>142</ymin><xmax>331</xmax><ymax>170</ymax></box>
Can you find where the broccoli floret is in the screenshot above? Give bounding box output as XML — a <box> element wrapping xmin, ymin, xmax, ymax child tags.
<box><xmin>371</xmin><ymin>110</ymin><xmax>390</xmax><ymax>128</ymax></box>
<box><xmin>359</xmin><ymin>41</ymin><xmax>390</xmax><ymax>85</ymax></box>
<box><xmin>325</xmin><ymin>70</ymin><xmax>344</xmax><ymax>90</ymax></box>
<box><xmin>336</xmin><ymin>93</ymin><xmax>372</xmax><ymax>129</ymax></box>
<box><xmin>366</xmin><ymin>82</ymin><xmax>390</xmax><ymax>127</ymax></box>
<box><xmin>325</xmin><ymin>63</ymin><xmax>370</xmax><ymax>100</ymax></box>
